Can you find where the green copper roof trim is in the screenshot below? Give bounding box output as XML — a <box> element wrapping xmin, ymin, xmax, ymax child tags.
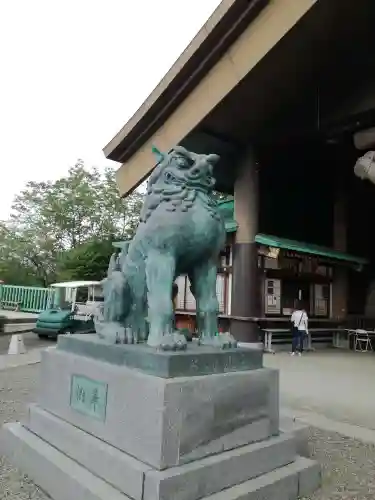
<box><xmin>224</xmin><ymin>221</ymin><xmax>238</xmax><ymax>233</ymax></box>
<box><xmin>255</xmin><ymin>233</ymin><xmax>368</xmax><ymax>265</ymax></box>
<box><xmin>217</xmin><ymin>198</ymin><xmax>234</xmax><ymax>208</ymax></box>
<box><xmin>112</xmin><ymin>198</ymin><xmax>367</xmax><ymax>265</ymax></box>
<box><xmin>218</xmin><ymin>198</ymin><xmax>236</xmax><ymax>232</ymax></box>
<box><xmin>218</xmin><ymin>200</ymin><xmax>367</xmax><ymax>264</ymax></box>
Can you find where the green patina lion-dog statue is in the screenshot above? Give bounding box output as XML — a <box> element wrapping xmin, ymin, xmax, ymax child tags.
<box><xmin>95</xmin><ymin>146</ymin><xmax>237</xmax><ymax>350</ymax></box>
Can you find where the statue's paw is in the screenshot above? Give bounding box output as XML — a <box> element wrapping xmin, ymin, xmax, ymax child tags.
<box><xmin>199</xmin><ymin>333</ymin><xmax>238</xmax><ymax>350</ymax></box>
<box><xmin>158</xmin><ymin>332</ymin><xmax>188</xmax><ymax>351</ymax></box>
<box><xmin>172</xmin><ymin>332</ymin><xmax>188</xmax><ymax>351</ymax></box>
<box><xmin>123</xmin><ymin>327</ymin><xmax>136</xmax><ymax>344</ymax></box>
<box><xmin>220</xmin><ymin>332</ymin><xmax>238</xmax><ymax>349</ymax></box>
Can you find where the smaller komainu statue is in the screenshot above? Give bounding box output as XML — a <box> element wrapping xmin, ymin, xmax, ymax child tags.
<box><xmin>97</xmin><ymin>146</ymin><xmax>237</xmax><ymax>350</ymax></box>
<box><xmin>94</xmin><ymin>249</ymin><xmax>131</xmax><ymax>344</ymax></box>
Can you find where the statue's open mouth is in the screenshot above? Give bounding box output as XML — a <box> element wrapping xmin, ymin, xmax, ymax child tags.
<box><xmin>165</xmin><ymin>170</ymin><xmax>212</xmax><ymax>188</ymax></box>
<box><xmin>187</xmin><ymin>176</ymin><xmax>215</xmax><ymax>190</ymax></box>
<box><xmin>165</xmin><ymin>172</ymin><xmax>182</xmax><ymax>184</ymax></box>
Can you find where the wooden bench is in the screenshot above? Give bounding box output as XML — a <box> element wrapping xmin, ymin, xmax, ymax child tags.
<box><xmin>0</xmin><ymin>300</ymin><xmax>22</xmax><ymax>311</ymax></box>
<box><xmin>261</xmin><ymin>327</ymin><xmax>343</xmax><ymax>353</ymax></box>
<box><xmin>261</xmin><ymin>328</ymin><xmax>289</xmax><ymax>352</ymax></box>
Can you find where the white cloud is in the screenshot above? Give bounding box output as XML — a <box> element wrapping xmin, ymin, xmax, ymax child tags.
<box><xmin>0</xmin><ymin>0</ymin><xmax>221</xmax><ymax>218</ymax></box>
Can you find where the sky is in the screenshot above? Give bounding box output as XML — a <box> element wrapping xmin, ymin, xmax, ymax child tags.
<box><xmin>0</xmin><ymin>0</ymin><xmax>221</xmax><ymax>219</ymax></box>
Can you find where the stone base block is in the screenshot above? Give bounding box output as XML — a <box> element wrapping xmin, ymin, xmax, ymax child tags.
<box><xmin>0</xmin><ymin>422</ymin><xmax>131</xmax><ymax>500</ymax></box>
<box><xmin>0</xmin><ymin>342</ymin><xmax>321</xmax><ymax>500</ymax></box>
<box><xmin>26</xmin><ymin>404</ymin><xmax>150</xmax><ymax>500</ymax></box>
<box><xmin>280</xmin><ymin>415</ymin><xmax>310</xmax><ymax>458</ymax></box>
<box><xmin>142</xmin><ymin>432</ymin><xmax>297</xmax><ymax>500</ymax></box>
<box><xmin>1</xmin><ymin>412</ymin><xmax>320</xmax><ymax>500</ymax></box>
<box><xmin>57</xmin><ymin>334</ymin><xmax>263</xmax><ymax>378</ymax></box>
<box><xmin>37</xmin><ymin>347</ymin><xmax>279</xmax><ymax>469</ymax></box>
<box><xmin>202</xmin><ymin>457</ymin><xmax>320</xmax><ymax>500</ymax></box>
<box><xmin>23</xmin><ymin>404</ymin><xmax>295</xmax><ymax>500</ymax></box>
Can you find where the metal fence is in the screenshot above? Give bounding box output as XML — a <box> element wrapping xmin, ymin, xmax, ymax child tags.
<box><xmin>0</xmin><ymin>285</ymin><xmax>54</xmax><ymax>313</ymax></box>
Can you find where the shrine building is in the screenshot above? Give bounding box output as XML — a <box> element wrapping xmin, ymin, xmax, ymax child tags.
<box><xmin>105</xmin><ymin>0</ymin><xmax>375</xmax><ymax>345</ymax></box>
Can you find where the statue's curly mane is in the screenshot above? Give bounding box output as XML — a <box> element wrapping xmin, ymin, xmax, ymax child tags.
<box><xmin>139</xmin><ymin>148</ymin><xmax>220</xmax><ymax>223</ymax></box>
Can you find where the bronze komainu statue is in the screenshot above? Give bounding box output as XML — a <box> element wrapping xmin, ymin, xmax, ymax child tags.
<box><xmin>97</xmin><ymin>146</ymin><xmax>237</xmax><ymax>350</ymax></box>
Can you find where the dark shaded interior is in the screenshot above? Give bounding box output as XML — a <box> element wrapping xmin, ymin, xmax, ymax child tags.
<box><xmin>256</xmin><ymin>137</ymin><xmax>375</xmax><ymax>315</ymax></box>
<box><xmin>181</xmin><ymin>0</ymin><xmax>375</xmax><ymax>315</ymax></box>
<box><xmin>257</xmin><ymin>138</ymin><xmax>334</xmax><ymax>247</ymax></box>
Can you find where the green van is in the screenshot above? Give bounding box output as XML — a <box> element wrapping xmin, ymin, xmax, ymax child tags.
<box><xmin>33</xmin><ymin>281</ymin><xmax>103</xmax><ymax>339</ymax></box>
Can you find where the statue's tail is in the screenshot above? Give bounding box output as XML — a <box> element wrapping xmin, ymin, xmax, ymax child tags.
<box><xmin>101</xmin><ymin>270</ymin><xmax>130</xmax><ymax>324</ymax></box>
<box><xmin>106</xmin><ymin>242</ymin><xmax>132</xmax><ymax>277</ymax></box>
<box><xmin>120</xmin><ymin>241</ymin><xmax>131</xmax><ymax>255</ymax></box>
<box><xmin>118</xmin><ymin>241</ymin><xmax>131</xmax><ymax>269</ymax></box>
<box><xmin>106</xmin><ymin>253</ymin><xmax>119</xmax><ymax>277</ymax></box>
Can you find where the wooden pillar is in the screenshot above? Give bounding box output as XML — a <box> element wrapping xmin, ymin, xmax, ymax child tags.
<box><xmin>332</xmin><ymin>185</ymin><xmax>348</xmax><ymax>319</ymax></box>
<box><xmin>231</xmin><ymin>148</ymin><xmax>261</xmax><ymax>342</ymax></box>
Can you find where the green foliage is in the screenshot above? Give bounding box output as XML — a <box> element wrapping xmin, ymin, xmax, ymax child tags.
<box><xmin>0</xmin><ymin>160</ymin><xmax>143</xmax><ymax>286</ymax></box>
<box><xmin>0</xmin><ymin>222</ymin><xmax>53</xmax><ymax>286</ymax></box>
<box><xmin>57</xmin><ymin>239</ymin><xmax>115</xmax><ymax>282</ymax></box>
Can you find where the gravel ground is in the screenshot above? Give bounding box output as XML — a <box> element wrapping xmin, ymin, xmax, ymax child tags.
<box><xmin>1</xmin><ymin>364</ymin><xmax>375</xmax><ymax>500</ymax></box>
<box><xmin>0</xmin><ymin>364</ymin><xmax>50</xmax><ymax>500</ymax></box>
<box><xmin>302</xmin><ymin>427</ymin><xmax>375</xmax><ymax>500</ymax></box>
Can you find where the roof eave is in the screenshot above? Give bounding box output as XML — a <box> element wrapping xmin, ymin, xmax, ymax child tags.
<box><xmin>103</xmin><ymin>0</ymin><xmax>270</xmax><ymax>164</ymax></box>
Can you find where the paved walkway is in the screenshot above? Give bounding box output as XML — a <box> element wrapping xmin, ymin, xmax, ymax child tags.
<box><xmin>0</xmin><ymin>347</ymin><xmax>46</xmax><ymax>371</ymax></box>
<box><xmin>0</xmin><ymin>311</ymin><xmax>38</xmax><ymax>319</ymax></box>
<box><xmin>264</xmin><ymin>349</ymin><xmax>375</xmax><ymax>431</ymax></box>
<box><xmin>0</xmin><ymin>331</ymin><xmax>53</xmax><ymax>355</ymax></box>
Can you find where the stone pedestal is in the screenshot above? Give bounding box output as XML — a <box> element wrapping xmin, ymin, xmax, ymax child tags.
<box><xmin>1</xmin><ymin>335</ymin><xmax>321</xmax><ymax>500</ymax></box>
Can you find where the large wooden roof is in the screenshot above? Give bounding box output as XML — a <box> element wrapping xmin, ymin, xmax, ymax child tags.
<box><xmin>103</xmin><ymin>0</ymin><xmax>269</xmax><ymax>164</ymax></box>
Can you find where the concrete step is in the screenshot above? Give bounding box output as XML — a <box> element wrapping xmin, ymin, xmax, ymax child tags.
<box><xmin>0</xmin><ymin>422</ymin><xmax>131</xmax><ymax>500</ymax></box>
<box><xmin>201</xmin><ymin>456</ymin><xmax>321</xmax><ymax>500</ymax></box>
<box><xmin>279</xmin><ymin>414</ymin><xmax>310</xmax><ymax>457</ymax></box>
<box><xmin>26</xmin><ymin>404</ymin><xmax>150</xmax><ymax>500</ymax></box>
<box><xmin>26</xmin><ymin>404</ymin><xmax>297</xmax><ymax>500</ymax></box>
<box><xmin>1</xmin><ymin>408</ymin><xmax>320</xmax><ymax>500</ymax></box>
<box><xmin>143</xmin><ymin>432</ymin><xmax>297</xmax><ymax>500</ymax></box>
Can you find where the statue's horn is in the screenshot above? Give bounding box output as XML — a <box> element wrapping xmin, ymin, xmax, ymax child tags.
<box><xmin>151</xmin><ymin>145</ymin><xmax>165</xmax><ymax>162</ymax></box>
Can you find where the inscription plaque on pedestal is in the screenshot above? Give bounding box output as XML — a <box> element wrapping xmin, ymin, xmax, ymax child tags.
<box><xmin>70</xmin><ymin>374</ymin><xmax>108</xmax><ymax>422</ymax></box>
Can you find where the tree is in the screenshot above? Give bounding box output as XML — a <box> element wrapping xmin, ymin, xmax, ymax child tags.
<box><xmin>56</xmin><ymin>239</ymin><xmax>115</xmax><ymax>282</ymax></box>
<box><xmin>11</xmin><ymin>160</ymin><xmax>143</xmax><ymax>249</ymax></box>
<box><xmin>0</xmin><ymin>222</ymin><xmax>51</xmax><ymax>285</ymax></box>
<box><xmin>0</xmin><ymin>160</ymin><xmax>143</xmax><ymax>286</ymax></box>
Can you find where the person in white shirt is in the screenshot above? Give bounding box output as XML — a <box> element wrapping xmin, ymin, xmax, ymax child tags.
<box><xmin>290</xmin><ymin>301</ymin><xmax>309</xmax><ymax>356</ymax></box>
